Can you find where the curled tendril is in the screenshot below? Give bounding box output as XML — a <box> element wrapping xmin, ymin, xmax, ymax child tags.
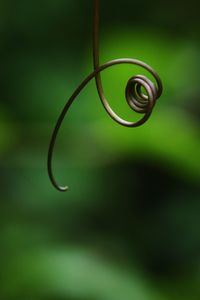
<box><xmin>47</xmin><ymin>0</ymin><xmax>163</xmax><ymax>192</ymax></box>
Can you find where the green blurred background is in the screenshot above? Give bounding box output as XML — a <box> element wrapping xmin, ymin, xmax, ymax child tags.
<box><xmin>1</xmin><ymin>0</ymin><xmax>200</xmax><ymax>299</ymax></box>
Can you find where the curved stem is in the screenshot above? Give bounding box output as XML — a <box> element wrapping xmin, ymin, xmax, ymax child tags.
<box><xmin>47</xmin><ymin>0</ymin><xmax>163</xmax><ymax>192</ymax></box>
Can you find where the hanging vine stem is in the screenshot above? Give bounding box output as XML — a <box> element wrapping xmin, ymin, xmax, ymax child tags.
<box><xmin>47</xmin><ymin>0</ymin><xmax>163</xmax><ymax>192</ymax></box>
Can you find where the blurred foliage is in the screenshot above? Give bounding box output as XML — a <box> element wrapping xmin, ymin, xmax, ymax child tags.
<box><xmin>0</xmin><ymin>0</ymin><xmax>200</xmax><ymax>299</ymax></box>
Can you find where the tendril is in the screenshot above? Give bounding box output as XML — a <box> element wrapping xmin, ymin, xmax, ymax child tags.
<box><xmin>47</xmin><ymin>0</ymin><xmax>163</xmax><ymax>192</ymax></box>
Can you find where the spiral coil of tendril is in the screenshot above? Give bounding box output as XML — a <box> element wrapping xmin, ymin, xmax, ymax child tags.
<box><xmin>47</xmin><ymin>0</ymin><xmax>163</xmax><ymax>192</ymax></box>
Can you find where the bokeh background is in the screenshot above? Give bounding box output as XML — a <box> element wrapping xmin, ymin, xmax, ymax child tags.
<box><xmin>1</xmin><ymin>0</ymin><xmax>200</xmax><ymax>299</ymax></box>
